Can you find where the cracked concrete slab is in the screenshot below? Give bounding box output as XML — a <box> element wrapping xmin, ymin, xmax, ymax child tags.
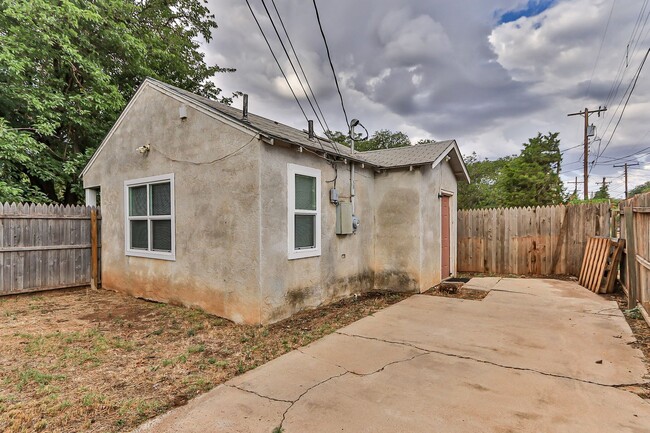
<box><xmin>131</xmin><ymin>385</ymin><xmax>289</xmax><ymax>433</ymax></box>
<box><xmin>227</xmin><ymin>349</ymin><xmax>346</xmax><ymax>402</ymax></box>
<box><xmin>132</xmin><ymin>278</ymin><xmax>650</xmax><ymax>432</ymax></box>
<box><xmin>341</xmin><ymin>282</ymin><xmax>646</xmax><ymax>385</ymax></box>
<box><xmin>299</xmin><ymin>332</ymin><xmax>426</xmax><ymax>375</ymax></box>
<box><xmin>283</xmin><ymin>352</ymin><xmax>650</xmax><ymax>433</ymax></box>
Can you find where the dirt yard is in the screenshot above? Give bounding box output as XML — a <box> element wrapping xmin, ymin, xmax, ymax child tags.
<box><xmin>0</xmin><ymin>288</ymin><xmax>407</xmax><ymax>433</ymax></box>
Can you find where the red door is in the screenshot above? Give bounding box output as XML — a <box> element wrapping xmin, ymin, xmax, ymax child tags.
<box><xmin>441</xmin><ymin>195</ymin><xmax>450</xmax><ymax>278</ymax></box>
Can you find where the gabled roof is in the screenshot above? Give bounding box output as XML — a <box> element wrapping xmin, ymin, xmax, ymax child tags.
<box><xmin>359</xmin><ymin>140</ymin><xmax>470</xmax><ymax>182</ymax></box>
<box><xmin>82</xmin><ymin>78</ymin><xmax>470</xmax><ymax>182</ymax></box>
<box><xmin>148</xmin><ymin>78</ymin><xmax>355</xmax><ymax>160</ymax></box>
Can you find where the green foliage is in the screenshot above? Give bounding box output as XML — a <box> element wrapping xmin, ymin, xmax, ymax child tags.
<box><xmin>593</xmin><ymin>182</ymin><xmax>610</xmax><ymax>200</ymax></box>
<box><xmin>458</xmin><ymin>152</ymin><xmax>511</xmax><ymax>209</ymax></box>
<box><xmin>459</xmin><ymin>132</ymin><xmax>565</xmax><ymax>209</ymax></box>
<box><xmin>326</xmin><ymin>128</ymin><xmax>413</xmax><ymax>152</ymax></box>
<box><xmin>325</xmin><ymin>130</ymin><xmax>352</xmax><ymax>148</ymax></box>
<box><xmin>0</xmin><ymin>0</ymin><xmax>233</xmax><ymax>204</ymax></box>
<box><xmin>496</xmin><ymin>132</ymin><xmax>564</xmax><ymax>207</ymax></box>
<box><xmin>629</xmin><ymin>180</ymin><xmax>650</xmax><ymax>197</ymax></box>
<box><xmin>355</xmin><ymin>129</ymin><xmax>411</xmax><ymax>151</ymax></box>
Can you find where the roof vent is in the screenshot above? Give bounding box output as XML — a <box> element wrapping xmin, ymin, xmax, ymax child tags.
<box><xmin>308</xmin><ymin>120</ymin><xmax>314</xmax><ymax>139</ymax></box>
<box><xmin>242</xmin><ymin>94</ymin><xmax>249</xmax><ymax>122</ymax></box>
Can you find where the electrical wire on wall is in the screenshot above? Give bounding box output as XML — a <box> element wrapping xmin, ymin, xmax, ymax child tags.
<box><xmin>144</xmin><ymin>135</ymin><xmax>259</xmax><ymax>165</ymax></box>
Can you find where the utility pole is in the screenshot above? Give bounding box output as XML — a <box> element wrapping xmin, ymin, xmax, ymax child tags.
<box><xmin>567</xmin><ymin>176</ymin><xmax>583</xmax><ymax>196</ymax></box>
<box><xmin>596</xmin><ymin>176</ymin><xmax>612</xmax><ymax>197</ymax></box>
<box><xmin>568</xmin><ymin>106</ymin><xmax>607</xmax><ymax>200</ymax></box>
<box><xmin>613</xmin><ymin>162</ymin><xmax>640</xmax><ymax>198</ymax></box>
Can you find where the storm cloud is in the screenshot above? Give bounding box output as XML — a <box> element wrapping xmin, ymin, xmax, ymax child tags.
<box><xmin>203</xmin><ymin>0</ymin><xmax>650</xmax><ymax>196</ymax></box>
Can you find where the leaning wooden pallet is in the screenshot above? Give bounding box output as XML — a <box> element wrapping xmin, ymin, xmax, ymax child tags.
<box><xmin>578</xmin><ymin>236</ymin><xmax>625</xmax><ymax>293</ymax></box>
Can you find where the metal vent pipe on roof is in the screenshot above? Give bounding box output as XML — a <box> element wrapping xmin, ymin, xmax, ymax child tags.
<box><xmin>242</xmin><ymin>94</ymin><xmax>249</xmax><ymax>122</ymax></box>
<box><xmin>308</xmin><ymin>120</ymin><xmax>314</xmax><ymax>139</ymax></box>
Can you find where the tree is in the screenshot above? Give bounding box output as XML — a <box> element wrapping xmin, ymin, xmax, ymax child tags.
<box><xmin>458</xmin><ymin>152</ymin><xmax>512</xmax><ymax>209</ymax></box>
<box><xmin>355</xmin><ymin>129</ymin><xmax>411</xmax><ymax>151</ymax></box>
<box><xmin>0</xmin><ymin>0</ymin><xmax>233</xmax><ymax>204</ymax></box>
<box><xmin>497</xmin><ymin>132</ymin><xmax>564</xmax><ymax>207</ymax></box>
<box><xmin>629</xmin><ymin>180</ymin><xmax>650</xmax><ymax>197</ymax></box>
<box><xmin>593</xmin><ymin>182</ymin><xmax>611</xmax><ymax>200</ymax></box>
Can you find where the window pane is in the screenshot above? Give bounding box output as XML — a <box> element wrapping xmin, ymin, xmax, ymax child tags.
<box><xmin>150</xmin><ymin>182</ymin><xmax>171</xmax><ymax>216</ymax></box>
<box><xmin>295</xmin><ymin>174</ymin><xmax>316</xmax><ymax>210</ymax></box>
<box><xmin>131</xmin><ymin>220</ymin><xmax>148</xmax><ymax>249</ymax></box>
<box><xmin>129</xmin><ymin>186</ymin><xmax>147</xmax><ymax>216</ymax></box>
<box><xmin>295</xmin><ymin>215</ymin><xmax>315</xmax><ymax>249</ymax></box>
<box><xmin>152</xmin><ymin>220</ymin><xmax>172</xmax><ymax>252</ymax></box>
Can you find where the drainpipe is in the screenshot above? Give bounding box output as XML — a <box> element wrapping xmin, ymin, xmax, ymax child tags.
<box><xmin>350</xmin><ymin>124</ymin><xmax>356</xmax><ymax>214</ymax></box>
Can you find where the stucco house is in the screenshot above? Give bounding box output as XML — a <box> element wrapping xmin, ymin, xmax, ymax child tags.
<box><xmin>81</xmin><ymin>78</ymin><xmax>469</xmax><ymax>324</ymax></box>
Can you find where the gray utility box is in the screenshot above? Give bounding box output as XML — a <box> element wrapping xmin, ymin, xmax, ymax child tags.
<box><xmin>336</xmin><ymin>202</ymin><xmax>354</xmax><ymax>235</ymax></box>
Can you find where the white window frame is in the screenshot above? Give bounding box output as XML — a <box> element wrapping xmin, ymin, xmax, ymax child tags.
<box><xmin>124</xmin><ymin>173</ymin><xmax>176</xmax><ymax>261</ymax></box>
<box><xmin>287</xmin><ymin>163</ymin><xmax>321</xmax><ymax>260</ymax></box>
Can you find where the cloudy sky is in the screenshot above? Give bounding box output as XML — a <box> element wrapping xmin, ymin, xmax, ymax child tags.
<box><xmin>201</xmin><ymin>0</ymin><xmax>650</xmax><ymax>198</ymax></box>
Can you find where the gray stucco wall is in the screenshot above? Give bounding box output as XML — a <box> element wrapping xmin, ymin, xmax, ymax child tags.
<box><xmin>83</xmin><ymin>83</ymin><xmax>461</xmax><ymax>324</ymax></box>
<box><xmin>373</xmin><ymin>169</ymin><xmax>423</xmax><ymax>292</ymax></box>
<box><xmin>373</xmin><ymin>160</ymin><xmax>458</xmax><ymax>293</ymax></box>
<box><xmin>258</xmin><ymin>144</ymin><xmax>376</xmax><ymax>322</ymax></box>
<box><xmin>83</xmin><ymin>84</ymin><xmax>263</xmax><ymax>323</ymax></box>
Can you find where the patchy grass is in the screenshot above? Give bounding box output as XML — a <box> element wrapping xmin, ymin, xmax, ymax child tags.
<box><xmin>0</xmin><ymin>288</ymin><xmax>407</xmax><ymax>432</ymax></box>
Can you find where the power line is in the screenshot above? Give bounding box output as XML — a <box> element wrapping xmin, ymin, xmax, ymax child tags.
<box><xmin>600</xmin><ymin>0</ymin><xmax>650</xmax><ymax>125</ymax></box>
<box><xmin>244</xmin><ymin>0</ymin><xmax>326</xmax><ymax>153</ymax></box>
<box><xmin>312</xmin><ymin>0</ymin><xmax>351</xmax><ymax>130</ymax></box>
<box><xmin>593</xmin><ymin>48</ymin><xmax>650</xmax><ymax>166</ymax></box>
<box><xmin>258</xmin><ymin>0</ymin><xmax>328</xmax><ymax>134</ymax></box>
<box><xmin>244</xmin><ymin>0</ymin><xmax>308</xmax><ymax>120</ymax></box>
<box><xmin>586</xmin><ymin>0</ymin><xmax>617</xmax><ymax>98</ymax></box>
<box><xmin>270</xmin><ymin>0</ymin><xmax>330</xmax><ymax>132</ymax></box>
<box><xmin>594</xmin><ymin>146</ymin><xmax>650</xmax><ymax>164</ymax></box>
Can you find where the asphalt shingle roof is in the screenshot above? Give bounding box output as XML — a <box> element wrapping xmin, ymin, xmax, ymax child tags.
<box><xmin>150</xmin><ymin>78</ymin><xmax>459</xmax><ymax>171</ymax></box>
<box><xmin>356</xmin><ymin>141</ymin><xmax>455</xmax><ymax>168</ymax></box>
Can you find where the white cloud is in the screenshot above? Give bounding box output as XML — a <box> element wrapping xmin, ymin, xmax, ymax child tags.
<box><xmin>201</xmin><ymin>0</ymin><xmax>650</xmax><ymax>197</ymax></box>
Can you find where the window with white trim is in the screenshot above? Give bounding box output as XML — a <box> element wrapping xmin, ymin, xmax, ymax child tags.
<box><xmin>287</xmin><ymin>163</ymin><xmax>321</xmax><ymax>260</ymax></box>
<box><xmin>124</xmin><ymin>174</ymin><xmax>175</xmax><ymax>260</ymax></box>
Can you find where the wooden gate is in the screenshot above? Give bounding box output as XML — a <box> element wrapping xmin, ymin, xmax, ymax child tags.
<box><xmin>0</xmin><ymin>203</ymin><xmax>101</xmax><ymax>296</ymax></box>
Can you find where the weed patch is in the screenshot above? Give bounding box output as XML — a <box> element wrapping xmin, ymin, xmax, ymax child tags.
<box><xmin>0</xmin><ymin>288</ymin><xmax>407</xmax><ymax>432</ymax></box>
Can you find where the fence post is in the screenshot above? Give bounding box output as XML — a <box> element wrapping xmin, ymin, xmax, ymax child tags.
<box><xmin>91</xmin><ymin>208</ymin><xmax>98</xmax><ymax>290</ymax></box>
<box><xmin>624</xmin><ymin>207</ymin><xmax>637</xmax><ymax>309</ymax></box>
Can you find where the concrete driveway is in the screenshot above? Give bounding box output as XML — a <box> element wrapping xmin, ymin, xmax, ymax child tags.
<box><xmin>133</xmin><ymin>278</ymin><xmax>650</xmax><ymax>432</ymax></box>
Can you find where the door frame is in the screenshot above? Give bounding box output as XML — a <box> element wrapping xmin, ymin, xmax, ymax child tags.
<box><xmin>439</xmin><ymin>190</ymin><xmax>454</xmax><ymax>279</ymax></box>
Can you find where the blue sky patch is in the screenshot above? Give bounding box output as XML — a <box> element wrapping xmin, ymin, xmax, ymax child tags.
<box><xmin>498</xmin><ymin>0</ymin><xmax>556</xmax><ymax>24</ymax></box>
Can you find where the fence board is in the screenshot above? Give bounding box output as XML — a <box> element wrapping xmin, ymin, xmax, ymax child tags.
<box><xmin>458</xmin><ymin>203</ymin><xmax>611</xmax><ymax>276</ymax></box>
<box><xmin>0</xmin><ymin>203</ymin><xmax>101</xmax><ymax>296</ymax></box>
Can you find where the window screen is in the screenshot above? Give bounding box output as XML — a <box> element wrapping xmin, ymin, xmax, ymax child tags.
<box><xmin>294</xmin><ymin>215</ymin><xmax>315</xmax><ymax>249</ymax></box>
<box><xmin>129</xmin><ymin>186</ymin><xmax>147</xmax><ymax>216</ymax></box>
<box><xmin>126</xmin><ymin>176</ymin><xmax>174</xmax><ymax>258</ymax></box>
<box><xmin>150</xmin><ymin>183</ymin><xmax>171</xmax><ymax>215</ymax></box>
<box><xmin>152</xmin><ymin>220</ymin><xmax>172</xmax><ymax>251</ymax></box>
<box><xmin>295</xmin><ymin>174</ymin><xmax>316</xmax><ymax>210</ymax></box>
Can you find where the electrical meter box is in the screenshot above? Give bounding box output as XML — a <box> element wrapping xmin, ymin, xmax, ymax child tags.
<box><xmin>336</xmin><ymin>202</ymin><xmax>354</xmax><ymax>235</ymax></box>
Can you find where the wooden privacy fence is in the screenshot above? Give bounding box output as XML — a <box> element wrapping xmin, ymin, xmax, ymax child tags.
<box><xmin>458</xmin><ymin>203</ymin><xmax>611</xmax><ymax>276</ymax></box>
<box><xmin>620</xmin><ymin>192</ymin><xmax>650</xmax><ymax>310</ymax></box>
<box><xmin>0</xmin><ymin>203</ymin><xmax>101</xmax><ymax>296</ymax></box>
